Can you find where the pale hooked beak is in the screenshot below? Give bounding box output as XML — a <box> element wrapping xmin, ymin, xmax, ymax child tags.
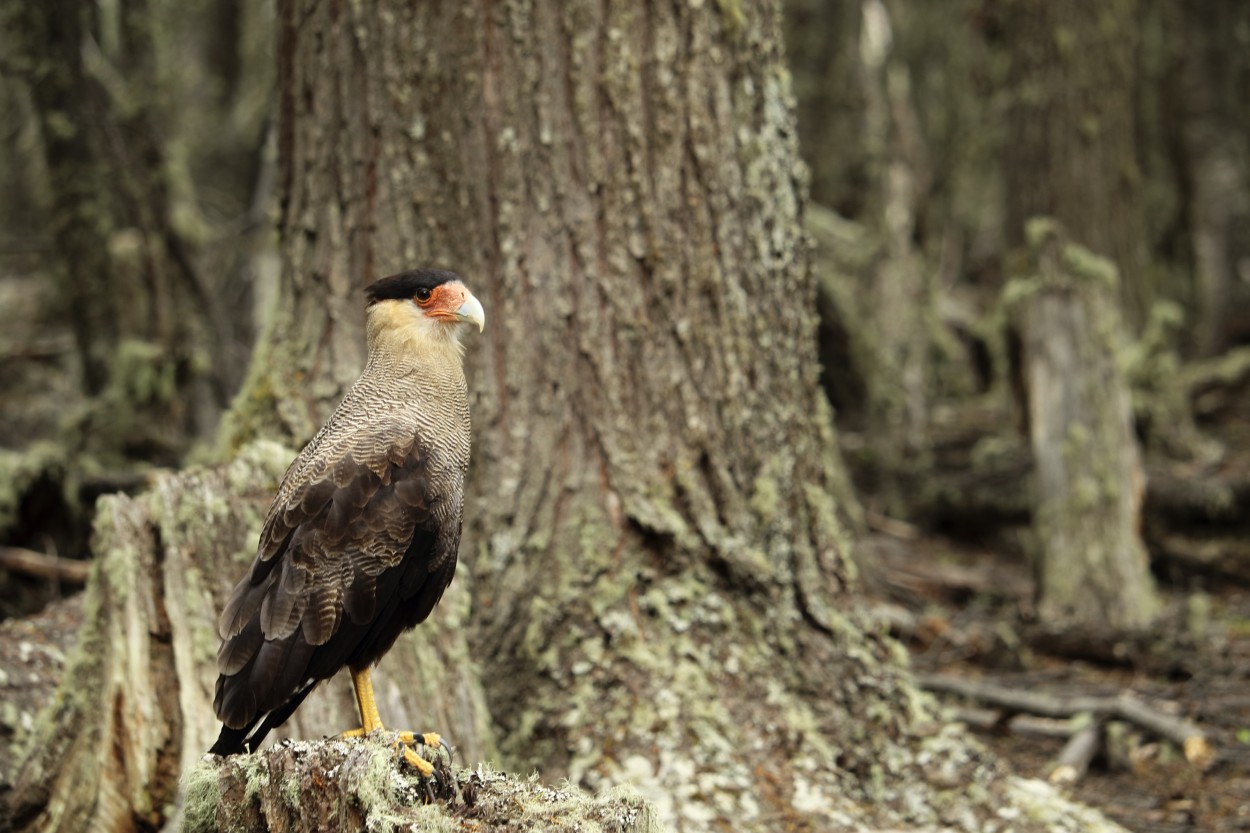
<box><xmin>456</xmin><ymin>293</ymin><xmax>485</xmax><ymax>332</ymax></box>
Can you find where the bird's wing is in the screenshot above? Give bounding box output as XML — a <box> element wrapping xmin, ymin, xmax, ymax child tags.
<box><xmin>216</xmin><ymin>421</ymin><xmax>441</xmax><ymax>664</ymax></box>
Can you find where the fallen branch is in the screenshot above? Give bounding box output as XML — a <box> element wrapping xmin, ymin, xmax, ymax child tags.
<box><xmin>917</xmin><ymin>673</ymin><xmax>1212</xmax><ymax>769</ymax></box>
<box><xmin>1048</xmin><ymin>718</ymin><xmax>1101</xmax><ymax>785</ymax></box>
<box><xmin>0</xmin><ymin>546</ymin><xmax>90</xmax><ymax>585</ymax></box>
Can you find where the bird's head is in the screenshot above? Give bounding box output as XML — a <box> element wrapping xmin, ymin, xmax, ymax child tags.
<box><xmin>364</xmin><ymin>269</ymin><xmax>485</xmax><ymax>359</ymax></box>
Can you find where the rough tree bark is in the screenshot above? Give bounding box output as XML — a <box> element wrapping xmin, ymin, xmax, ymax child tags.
<box><xmin>1006</xmin><ymin>220</ymin><xmax>1161</xmax><ymax>632</ymax></box>
<box><xmin>8</xmin><ymin>2</ymin><xmax>1132</xmax><ymax>832</ymax></box>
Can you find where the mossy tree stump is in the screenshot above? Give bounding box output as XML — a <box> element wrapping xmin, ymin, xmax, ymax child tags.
<box><xmin>1006</xmin><ymin>219</ymin><xmax>1161</xmax><ymax>632</ymax></box>
<box><xmin>5</xmin><ymin>444</ymin><xmax>495</xmax><ymax>833</ymax></box>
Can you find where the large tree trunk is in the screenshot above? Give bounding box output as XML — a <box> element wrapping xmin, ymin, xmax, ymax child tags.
<box><xmin>9</xmin><ymin>2</ymin><xmax>1131</xmax><ymax>831</ymax></box>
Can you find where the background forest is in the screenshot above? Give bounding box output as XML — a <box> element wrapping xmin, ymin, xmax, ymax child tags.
<box><xmin>0</xmin><ymin>0</ymin><xmax>1248</xmax><ymax>831</ymax></box>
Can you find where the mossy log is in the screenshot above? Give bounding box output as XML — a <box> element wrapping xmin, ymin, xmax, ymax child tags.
<box><xmin>5</xmin><ymin>443</ymin><xmax>495</xmax><ymax>833</ymax></box>
<box><xmin>184</xmin><ymin>739</ymin><xmax>659</xmax><ymax>833</ymax></box>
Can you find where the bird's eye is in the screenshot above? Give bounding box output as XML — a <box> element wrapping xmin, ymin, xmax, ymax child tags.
<box><xmin>414</xmin><ymin>287</ymin><xmax>433</xmax><ymax>304</ymax></box>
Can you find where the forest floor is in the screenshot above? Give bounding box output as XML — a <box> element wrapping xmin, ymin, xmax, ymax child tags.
<box><xmin>862</xmin><ymin>530</ymin><xmax>1250</xmax><ymax>833</ymax></box>
<box><xmin>1</xmin><ymin>525</ymin><xmax>1247</xmax><ymax>831</ymax></box>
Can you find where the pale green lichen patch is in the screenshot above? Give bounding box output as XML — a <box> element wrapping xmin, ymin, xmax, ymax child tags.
<box><xmin>179</xmin><ymin>760</ymin><xmax>223</xmax><ymax>833</ymax></box>
<box><xmin>1004</xmin><ymin>777</ymin><xmax>1130</xmax><ymax>832</ymax></box>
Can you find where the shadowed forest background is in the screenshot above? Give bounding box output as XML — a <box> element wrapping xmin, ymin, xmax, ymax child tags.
<box><xmin>0</xmin><ymin>1</ymin><xmax>1248</xmax><ymax>831</ymax></box>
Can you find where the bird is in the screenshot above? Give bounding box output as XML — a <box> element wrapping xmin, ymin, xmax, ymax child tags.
<box><xmin>209</xmin><ymin>268</ymin><xmax>484</xmax><ymax>776</ymax></box>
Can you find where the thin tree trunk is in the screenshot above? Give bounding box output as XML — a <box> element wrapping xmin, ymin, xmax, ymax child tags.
<box><xmin>858</xmin><ymin>0</ymin><xmax>933</xmax><ymax>505</ymax></box>
<box><xmin>1008</xmin><ymin>220</ymin><xmax>1161</xmax><ymax>631</ymax></box>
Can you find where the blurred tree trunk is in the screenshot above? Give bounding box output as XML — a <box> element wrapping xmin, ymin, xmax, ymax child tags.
<box><xmin>1177</xmin><ymin>1</ymin><xmax>1250</xmax><ymax>357</ymax></box>
<box><xmin>5</xmin><ymin>0</ymin><xmax>226</xmax><ymax>459</ymax></box>
<box><xmin>1008</xmin><ymin>221</ymin><xmax>1161</xmax><ymax>632</ymax></box>
<box><xmin>1002</xmin><ymin>0</ymin><xmax>1151</xmax><ymax>329</ymax></box>
<box><xmin>785</xmin><ymin>0</ymin><xmax>934</xmax><ymax>516</ymax></box>
<box><xmin>858</xmin><ymin>0</ymin><xmax>933</xmax><ymax>502</ymax></box>
<box><xmin>1000</xmin><ymin>0</ymin><xmax>1161</xmax><ymax>632</ymax></box>
<box><xmin>784</xmin><ymin>0</ymin><xmax>868</xmax><ymax>216</ymax></box>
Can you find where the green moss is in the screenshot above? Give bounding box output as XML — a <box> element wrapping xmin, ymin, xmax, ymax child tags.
<box><xmin>1061</xmin><ymin>242</ymin><xmax>1117</xmax><ymax>288</ymax></box>
<box><xmin>277</xmin><ymin>768</ymin><xmax>301</xmax><ymax>809</ymax></box>
<box><xmin>350</xmin><ymin>745</ymin><xmax>403</xmax><ymax>833</ymax></box>
<box><xmin>243</xmin><ymin>755</ymin><xmax>271</xmax><ymax>801</ymax></box>
<box><xmin>179</xmin><ymin>761</ymin><xmax>222</xmax><ymax>833</ymax></box>
<box><xmin>749</xmin><ymin>476</ymin><xmax>780</xmax><ymax>524</ymax></box>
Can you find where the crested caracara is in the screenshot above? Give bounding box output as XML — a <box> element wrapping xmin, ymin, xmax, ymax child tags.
<box><xmin>210</xmin><ymin>269</ymin><xmax>484</xmax><ymax>775</ymax></box>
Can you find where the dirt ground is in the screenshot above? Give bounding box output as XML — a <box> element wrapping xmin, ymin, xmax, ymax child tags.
<box><xmin>863</xmin><ymin>531</ymin><xmax>1250</xmax><ymax>833</ymax></box>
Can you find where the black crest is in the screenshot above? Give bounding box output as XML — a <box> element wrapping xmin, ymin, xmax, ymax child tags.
<box><xmin>365</xmin><ymin>269</ymin><xmax>462</xmax><ymax>305</ymax></box>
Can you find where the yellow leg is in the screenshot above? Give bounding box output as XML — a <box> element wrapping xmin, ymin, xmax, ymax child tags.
<box><xmin>343</xmin><ymin>667</ymin><xmax>439</xmax><ymax>778</ymax></box>
<box><xmin>351</xmin><ymin>667</ymin><xmax>385</xmax><ymax>734</ymax></box>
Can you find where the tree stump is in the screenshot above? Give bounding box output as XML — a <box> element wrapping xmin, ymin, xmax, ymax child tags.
<box><xmin>5</xmin><ymin>442</ymin><xmax>494</xmax><ymax>833</ymax></box>
<box><xmin>1007</xmin><ymin>219</ymin><xmax>1161</xmax><ymax>631</ymax></box>
<box><xmin>184</xmin><ymin>739</ymin><xmax>658</xmax><ymax>833</ymax></box>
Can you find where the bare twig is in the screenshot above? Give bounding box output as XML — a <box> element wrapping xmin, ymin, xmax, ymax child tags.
<box><xmin>864</xmin><ymin>509</ymin><xmax>920</xmax><ymax>540</ymax></box>
<box><xmin>1007</xmin><ymin>714</ymin><xmax>1076</xmax><ymax>739</ymax></box>
<box><xmin>1048</xmin><ymin>719</ymin><xmax>1101</xmax><ymax>785</ymax></box>
<box><xmin>0</xmin><ymin>546</ymin><xmax>91</xmax><ymax>584</ymax></box>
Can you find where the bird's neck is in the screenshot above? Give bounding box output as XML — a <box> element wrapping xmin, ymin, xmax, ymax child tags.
<box><xmin>361</xmin><ymin>324</ymin><xmax>466</xmax><ymax>406</ymax></box>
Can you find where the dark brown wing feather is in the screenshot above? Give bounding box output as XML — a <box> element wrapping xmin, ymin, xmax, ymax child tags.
<box><xmin>211</xmin><ymin>430</ymin><xmax>459</xmax><ymax>749</ymax></box>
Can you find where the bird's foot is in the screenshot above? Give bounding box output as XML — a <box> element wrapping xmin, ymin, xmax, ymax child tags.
<box><xmin>339</xmin><ymin>725</ymin><xmax>452</xmax><ymax>788</ymax></box>
<box><xmin>395</xmin><ymin>731</ymin><xmax>453</xmax><ymax>779</ymax></box>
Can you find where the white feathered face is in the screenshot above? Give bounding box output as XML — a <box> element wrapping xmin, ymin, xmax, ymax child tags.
<box><xmin>366</xmin><ymin>276</ymin><xmax>485</xmax><ymax>359</ymax></box>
